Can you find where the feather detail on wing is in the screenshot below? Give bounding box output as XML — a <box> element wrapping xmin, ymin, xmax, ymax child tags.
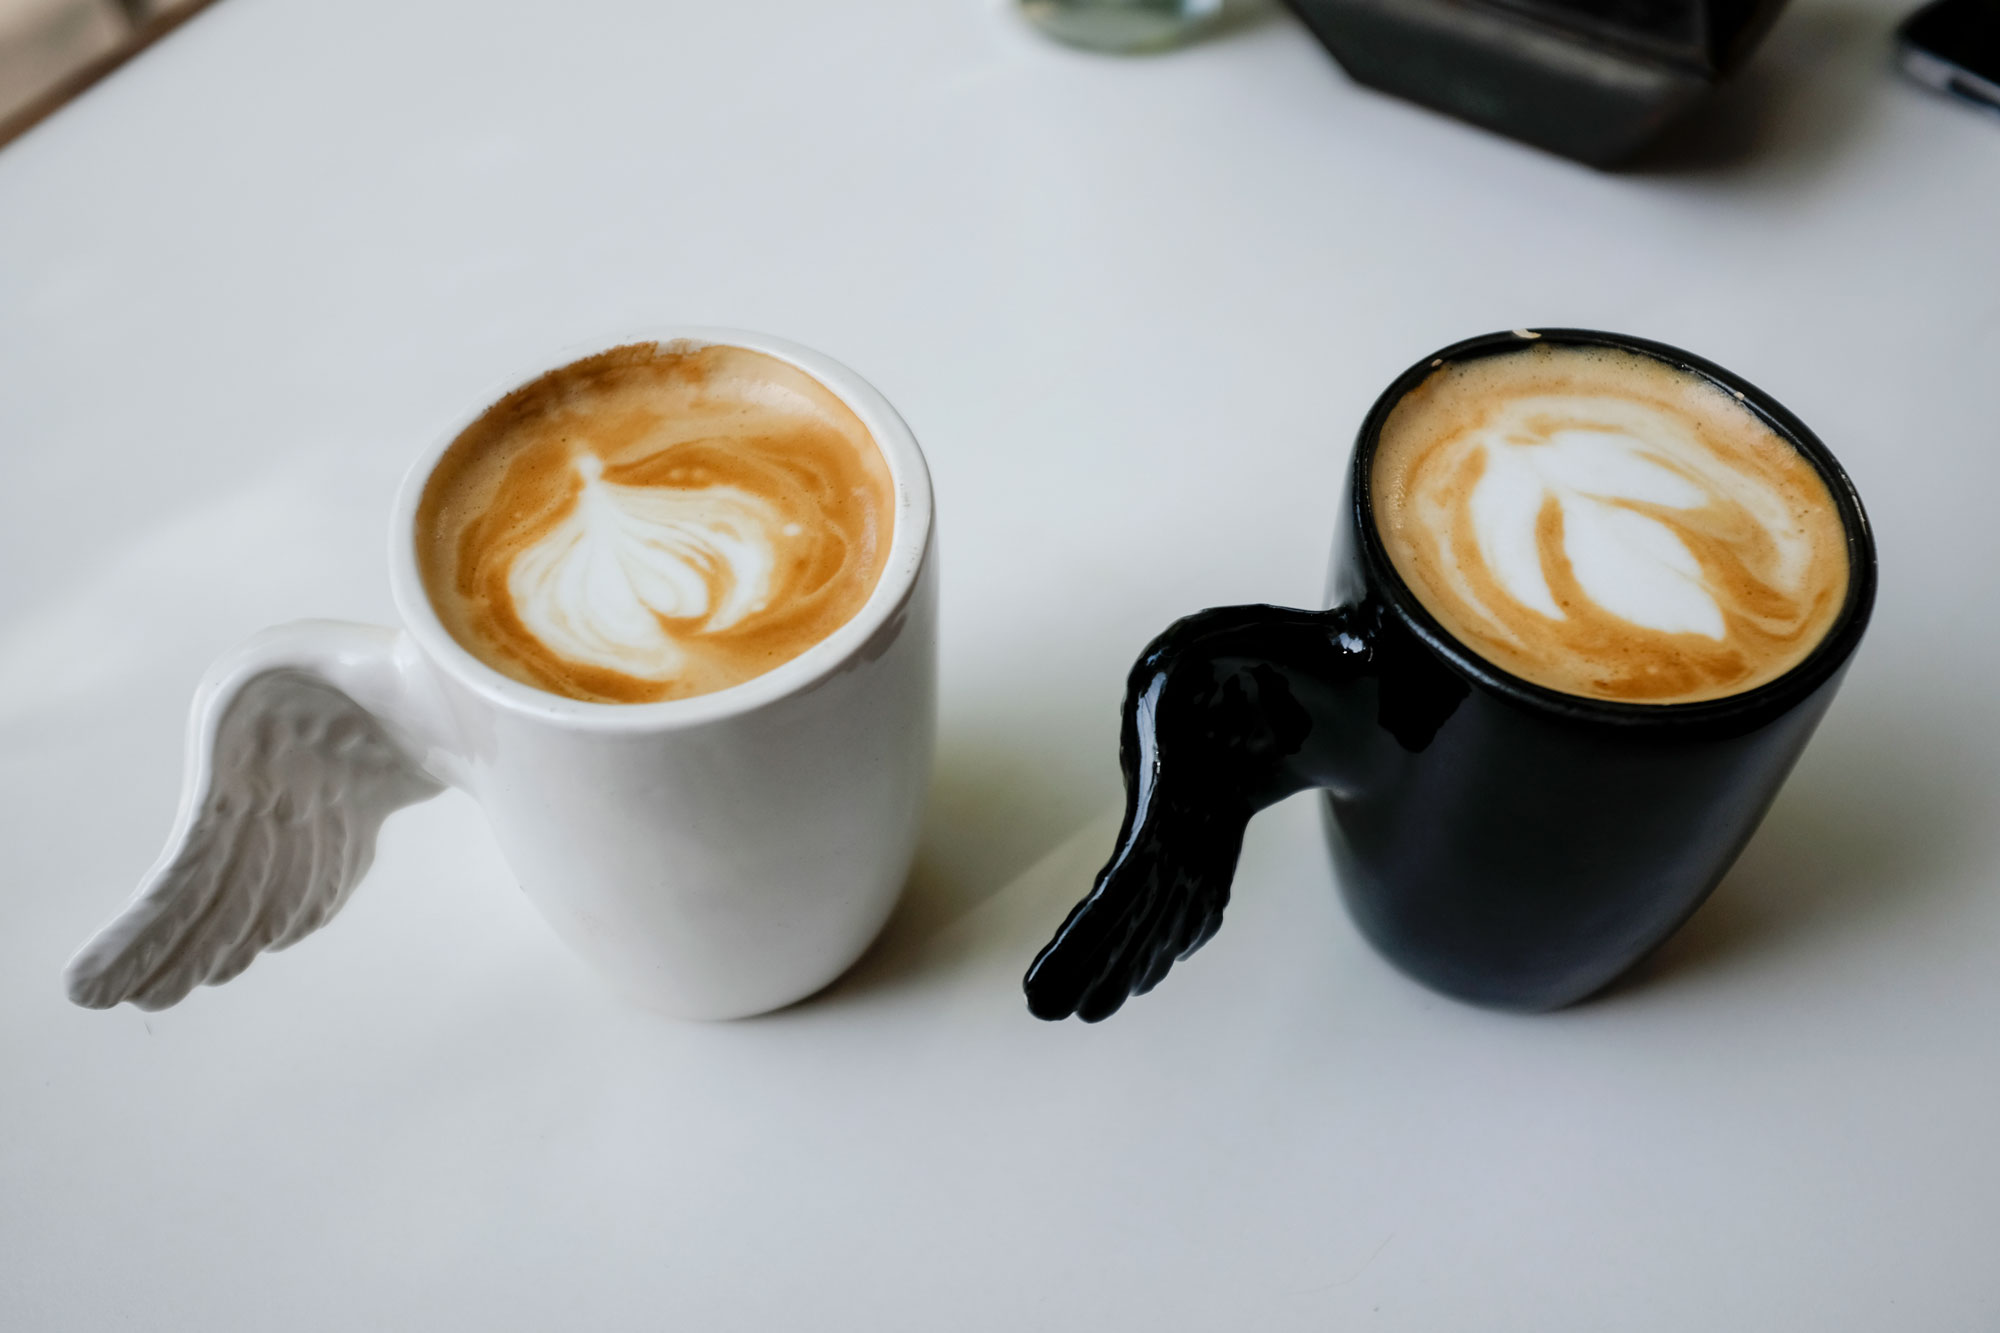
<box><xmin>65</xmin><ymin>669</ymin><xmax>443</xmax><ymax>1010</ymax></box>
<box><xmin>1023</xmin><ymin>604</ymin><xmax>1351</xmax><ymax>1022</ymax></box>
<box><xmin>1023</xmin><ymin>653</ymin><xmax>1259</xmax><ymax>1023</ymax></box>
<box><xmin>1023</xmin><ymin>774</ymin><xmax>1248</xmax><ymax>1023</ymax></box>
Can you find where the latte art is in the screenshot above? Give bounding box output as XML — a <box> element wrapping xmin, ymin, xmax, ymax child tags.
<box><xmin>1372</xmin><ymin>345</ymin><xmax>1849</xmax><ymax>704</ymax></box>
<box><xmin>417</xmin><ymin>343</ymin><xmax>895</xmax><ymax>704</ymax></box>
<box><xmin>507</xmin><ymin>456</ymin><xmax>783</xmax><ymax>680</ymax></box>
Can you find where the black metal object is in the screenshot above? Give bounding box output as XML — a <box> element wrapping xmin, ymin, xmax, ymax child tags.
<box><xmin>1024</xmin><ymin>329</ymin><xmax>1877</xmax><ymax>1021</ymax></box>
<box><xmin>1898</xmin><ymin>0</ymin><xmax>2000</xmax><ymax>118</ymax></box>
<box><xmin>1281</xmin><ymin>0</ymin><xmax>1793</xmax><ymax>165</ymax></box>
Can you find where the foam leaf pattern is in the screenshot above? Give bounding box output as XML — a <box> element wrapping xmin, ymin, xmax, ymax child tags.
<box><xmin>1470</xmin><ymin>428</ymin><xmax>1725</xmax><ymax>639</ymax></box>
<box><xmin>508</xmin><ymin>456</ymin><xmax>784</xmax><ymax>681</ymax></box>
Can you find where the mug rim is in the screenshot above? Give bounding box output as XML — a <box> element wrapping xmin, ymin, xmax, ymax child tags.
<box><xmin>1348</xmin><ymin>327</ymin><xmax>1878</xmax><ymax>728</ymax></box>
<box><xmin>386</xmin><ymin>327</ymin><xmax>935</xmax><ymax>733</ymax></box>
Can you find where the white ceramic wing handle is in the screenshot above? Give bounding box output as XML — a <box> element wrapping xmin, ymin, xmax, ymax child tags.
<box><xmin>65</xmin><ymin>621</ymin><xmax>457</xmax><ymax>1010</ymax></box>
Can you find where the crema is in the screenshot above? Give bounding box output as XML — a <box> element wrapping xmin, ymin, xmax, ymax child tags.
<box><xmin>1370</xmin><ymin>344</ymin><xmax>1848</xmax><ymax>705</ymax></box>
<box><xmin>416</xmin><ymin>342</ymin><xmax>895</xmax><ymax>704</ymax></box>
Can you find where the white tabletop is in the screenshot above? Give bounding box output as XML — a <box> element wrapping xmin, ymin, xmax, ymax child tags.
<box><xmin>4</xmin><ymin>0</ymin><xmax>1999</xmax><ymax>1327</ymax></box>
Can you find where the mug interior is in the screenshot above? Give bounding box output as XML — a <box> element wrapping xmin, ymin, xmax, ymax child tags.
<box><xmin>1347</xmin><ymin>328</ymin><xmax>1878</xmax><ymax>726</ymax></box>
<box><xmin>386</xmin><ymin>329</ymin><xmax>935</xmax><ymax>731</ymax></box>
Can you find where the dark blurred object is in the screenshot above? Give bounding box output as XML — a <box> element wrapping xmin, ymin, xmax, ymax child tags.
<box><xmin>1</xmin><ymin>0</ymin><xmax>125</xmax><ymax>124</ymax></box>
<box><xmin>0</xmin><ymin>0</ymin><xmax>210</xmax><ymax>150</ymax></box>
<box><xmin>1898</xmin><ymin>0</ymin><xmax>2000</xmax><ymax>117</ymax></box>
<box><xmin>1282</xmin><ymin>0</ymin><xmax>1794</xmax><ymax>165</ymax></box>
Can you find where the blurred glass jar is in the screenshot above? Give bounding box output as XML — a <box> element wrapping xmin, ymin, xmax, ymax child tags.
<box><xmin>1017</xmin><ymin>0</ymin><xmax>1224</xmax><ymax>53</ymax></box>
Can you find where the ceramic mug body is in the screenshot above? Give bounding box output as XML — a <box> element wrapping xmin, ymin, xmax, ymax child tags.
<box><xmin>389</xmin><ymin>330</ymin><xmax>938</xmax><ymax>1018</ymax></box>
<box><xmin>1318</xmin><ymin>329</ymin><xmax>1874</xmax><ymax>1007</ymax></box>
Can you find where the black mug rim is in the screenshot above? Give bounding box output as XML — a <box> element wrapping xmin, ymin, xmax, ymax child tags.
<box><xmin>1348</xmin><ymin>328</ymin><xmax>1878</xmax><ymax>729</ymax></box>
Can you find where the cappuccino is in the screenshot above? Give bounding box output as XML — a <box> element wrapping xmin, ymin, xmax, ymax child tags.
<box><xmin>416</xmin><ymin>342</ymin><xmax>895</xmax><ymax>704</ymax></box>
<box><xmin>1371</xmin><ymin>344</ymin><xmax>1848</xmax><ymax>705</ymax></box>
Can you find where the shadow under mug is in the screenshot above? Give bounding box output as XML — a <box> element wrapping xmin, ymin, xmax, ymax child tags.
<box><xmin>66</xmin><ymin>329</ymin><xmax>938</xmax><ymax>1020</ymax></box>
<box><xmin>1025</xmin><ymin>328</ymin><xmax>1877</xmax><ymax>1021</ymax></box>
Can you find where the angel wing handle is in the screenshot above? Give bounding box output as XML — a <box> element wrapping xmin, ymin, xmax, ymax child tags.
<box><xmin>65</xmin><ymin>621</ymin><xmax>460</xmax><ymax>1010</ymax></box>
<box><xmin>1022</xmin><ymin>604</ymin><xmax>1383</xmax><ymax>1022</ymax></box>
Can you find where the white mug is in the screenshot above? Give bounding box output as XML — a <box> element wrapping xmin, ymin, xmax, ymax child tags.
<box><xmin>64</xmin><ymin>330</ymin><xmax>937</xmax><ymax>1019</ymax></box>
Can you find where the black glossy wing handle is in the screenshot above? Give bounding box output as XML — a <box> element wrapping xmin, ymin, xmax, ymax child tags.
<box><xmin>1023</xmin><ymin>604</ymin><xmax>1372</xmax><ymax>1022</ymax></box>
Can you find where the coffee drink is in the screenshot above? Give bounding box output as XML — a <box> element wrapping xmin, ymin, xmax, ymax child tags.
<box><xmin>416</xmin><ymin>342</ymin><xmax>895</xmax><ymax>704</ymax></box>
<box><xmin>1370</xmin><ymin>343</ymin><xmax>1848</xmax><ymax>704</ymax></box>
<box><xmin>1023</xmin><ymin>329</ymin><xmax>1875</xmax><ymax>1022</ymax></box>
<box><xmin>68</xmin><ymin>330</ymin><xmax>935</xmax><ymax>1019</ymax></box>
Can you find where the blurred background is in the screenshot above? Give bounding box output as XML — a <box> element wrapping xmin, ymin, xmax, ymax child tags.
<box><xmin>0</xmin><ymin>0</ymin><xmax>203</xmax><ymax>139</ymax></box>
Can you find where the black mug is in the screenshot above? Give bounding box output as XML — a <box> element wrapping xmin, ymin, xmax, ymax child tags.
<box><xmin>1024</xmin><ymin>329</ymin><xmax>1877</xmax><ymax>1021</ymax></box>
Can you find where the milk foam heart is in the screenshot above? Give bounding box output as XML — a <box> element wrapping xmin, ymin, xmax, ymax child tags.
<box><xmin>1371</xmin><ymin>345</ymin><xmax>1848</xmax><ymax>705</ymax></box>
<box><xmin>416</xmin><ymin>342</ymin><xmax>894</xmax><ymax>704</ymax></box>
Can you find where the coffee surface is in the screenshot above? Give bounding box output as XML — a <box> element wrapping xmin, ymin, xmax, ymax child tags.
<box><xmin>417</xmin><ymin>342</ymin><xmax>895</xmax><ymax>704</ymax></box>
<box><xmin>1370</xmin><ymin>344</ymin><xmax>1848</xmax><ymax>705</ymax></box>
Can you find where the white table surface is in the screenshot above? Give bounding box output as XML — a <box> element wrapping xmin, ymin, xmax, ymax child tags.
<box><xmin>4</xmin><ymin>0</ymin><xmax>1998</xmax><ymax>1327</ymax></box>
